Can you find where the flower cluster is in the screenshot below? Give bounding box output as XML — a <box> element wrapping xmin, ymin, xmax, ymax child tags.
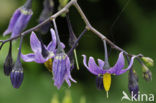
<box><xmin>1</xmin><ymin>0</ymin><xmax>154</xmax><ymax>100</ymax></box>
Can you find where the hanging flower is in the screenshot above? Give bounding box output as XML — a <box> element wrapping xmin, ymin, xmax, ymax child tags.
<box><xmin>3</xmin><ymin>0</ymin><xmax>33</xmax><ymax>38</ymax></box>
<box><xmin>53</xmin><ymin>52</ymin><xmax>76</xmax><ymax>89</ymax></box>
<box><xmin>52</xmin><ymin>19</ymin><xmax>76</xmax><ymax>89</ymax></box>
<box><xmin>82</xmin><ymin>52</ymin><xmax>136</xmax><ymax>98</ymax></box>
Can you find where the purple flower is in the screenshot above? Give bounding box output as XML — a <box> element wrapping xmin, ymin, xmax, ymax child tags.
<box><xmin>53</xmin><ymin>52</ymin><xmax>76</xmax><ymax>89</ymax></box>
<box><xmin>82</xmin><ymin>52</ymin><xmax>136</xmax><ymax>75</ymax></box>
<box><xmin>21</xmin><ymin>29</ymin><xmax>56</xmax><ymax>63</ymax></box>
<box><xmin>82</xmin><ymin>52</ymin><xmax>136</xmax><ymax>98</ymax></box>
<box><xmin>3</xmin><ymin>7</ymin><xmax>33</xmax><ymax>38</ymax></box>
<box><xmin>10</xmin><ymin>61</ymin><xmax>24</xmax><ymax>88</ymax></box>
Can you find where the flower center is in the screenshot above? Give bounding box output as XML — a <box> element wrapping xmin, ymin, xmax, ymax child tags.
<box><xmin>44</xmin><ymin>59</ymin><xmax>52</xmax><ymax>72</ymax></box>
<box><xmin>103</xmin><ymin>73</ymin><xmax>111</xmax><ymax>98</ymax></box>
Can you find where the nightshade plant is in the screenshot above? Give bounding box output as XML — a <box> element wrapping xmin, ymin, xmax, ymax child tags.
<box><xmin>0</xmin><ymin>0</ymin><xmax>154</xmax><ymax>99</ymax></box>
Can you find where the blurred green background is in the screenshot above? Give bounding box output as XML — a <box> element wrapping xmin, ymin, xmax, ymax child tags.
<box><xmin>0</xmin><ymin>0</ymin><xmax>156</xmax><ymax>103</ymax></box>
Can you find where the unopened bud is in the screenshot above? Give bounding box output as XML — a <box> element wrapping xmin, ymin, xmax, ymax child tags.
<box><xmin>38</xmin><ymin>0</ymin><xmax>54</xmax><ymax>34</ymax></box>
<box><xmin>4</xmin><ymin>42</ymin><xmax>13</xmax><ymax>76</ymax></box>
<box><xmin>142</xmin><ymin>57</ymin><xmax>154</xmax><ymax>67</ymax></box>
<box><xmin>58</xmin><ymin>0</ymin><xmax>69</xmax><ymax>17</ymax></box>
<box><xmin>142</xmin><ymin>64</ymin><xmax>152</xmax><ymax>81</ymax></box>
<box><xmin>10</xmin><ymin>61</ymin><xmax>24</xmax><ymax>88</ymax></box>
<box><xmin>59</xmin><ymin>0</ymin><xmax>69</xmax><ymax>8</ymax></box>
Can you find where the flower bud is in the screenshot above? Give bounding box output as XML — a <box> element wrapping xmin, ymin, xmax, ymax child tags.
<box><xmin>10</xmin><ymin>36</ymin><xmax>24</xmax><ymax>88</ymax></box>
<box><xmin>96</xmin><ymin>76</ymin><xmax>104</xmax><ymax>90</ymax></box>
<box><xmin>4</xmin><ymin>42</ymin><xmax>13</xmax><ymax>76</ymax></box>
<box><xmin>128</xmin><ymin>69</ymin><xmax>139</xmax><ymax>99</ymax></box>
<box><xmin>38</xmin><ymin>0</ymin><xmax>54</xmax><ymax>34</ymax></box>
<box><xmin>59</xmin><ymin>0</ymin><xmax>69</xmax><ymax>8</ymax></box>
<box><xmin>3</xmin><ymin>0</ymin><xmax>33</xmax><ymax>37</ymax></box>
<box><xmin>142</xmin><ymin>64</ymin><xmax>152</xmax><ymax>81</ymax></box>
<box><xmin>66</xmin><ymin>14</ymin><xmax>79</xmax><ymax>70</ymax></box>
<box><xmin>10</xmin><ymin>61</ymin><xmax>24</xmax><ymax>88</ymax></box>
<box><xmin>58</xmin><ymin>0</ymin><xmax>69</xmax><ymax>17</ymax></box>
<box><xmin>141</xmin><ymin>57</ymin><xmax>154</xmax><ymax>67</ymax></box>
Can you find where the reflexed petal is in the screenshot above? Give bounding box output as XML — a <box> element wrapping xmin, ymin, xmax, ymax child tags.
<box><xmin>98</xmin><ymin>59</ymin><xmax>105</xmax><ymax>69</ymax></box>
<box><xmin>117</xmin><ymin>56</ymin><xmax>136</xmax><ymax>75</ymax></box>
<box><xmin>82</xmin><ymin>55</ymin><xmax>104</xmax><ymax>75</ymax></box>
<box><xmin>65</xmin><ymin>56</ymin><xmax>76</xmax><ymax>87</ymax></box>
<box><xmin>47</xmin><ymin>29</ymin><xmax>57</xmax><ymax>51</ymax></box>
<box><xmin>11</xmin><ymin>11</ymin><xmax>32</xmax><ymax>37</ymax></box>
<box><xmin>21</xmin><ymin>53</ymin><xmax>35</xmax><ymax>62</ymax></box>
<box><xmin>3</xmin><ymin>8</ymin><xmax>21</xmax><ymax>36</ymax></box>
<box><xmin>108</xmin><ymin>52</ymin><xmax>125</xmax><ymax>74</ymax></box>
<box><xmin>30</xmin><ymin>32</ymin><xmax>41</xmax><ymax>53</ymax></box>
<box><xmin>88</xmin><ymin>57</ymin><xmax>105</xmax><ymax>75</ymax></box>
<box><xmin>60</xmin><ymin>42</ymin><xmax>65</xmax><ymax>49</ymax></box>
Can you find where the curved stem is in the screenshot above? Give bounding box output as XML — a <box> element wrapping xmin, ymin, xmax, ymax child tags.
<box><xmin>16</xmin><ymin>36</ymin><xmax>24</xmax><ymax>63</ymax></box>
<box><xmin>103</xmin><ymin>40</ymin><xmax>109</xmax><ymax>66</ymax></box>
<box><xmin>52</xmin><ymin>19</ymin><xmax>63</xmax><ymax>51</ymax></box>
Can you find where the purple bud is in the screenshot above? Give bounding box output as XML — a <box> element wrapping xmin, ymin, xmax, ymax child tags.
<box><xmin>128</xmin><ymin>69</ymin><xmax>139</xmax><ymax>99</ymax></box>
<box><xmin>96</xmin><ymin>76</ymin><xmax>104</xmax><ymax>90</ymax></box>
<box><xmin>11</xmin><ymin>7</ymin><xmax>33</xmax><ymax>38</ymax></box>
<box><xmin>10</xmin><ymin>62</ymin><xmax>24</xmax><ymax>88</ymax></box>
<box><xmin>3</xmin><ymin>0</ymin><xmax>33</xmax><ymax>37</ymax></box>
<box><xmin>4</xmin><ymin>42</ymin><xmax>13</xmax><ymax>76</ymax></box>
<box><xmin>66</xmin><ymin>14</ymin><xmax>78</xmax><ymax>70</ymax></box>
<box><xmin>38</xmin><ymin>0</ymin><xmax>54</xmax><ymax>34</ymax></box>
<box><xmin>10</xmin><ymin>36</ymin><xmax>24</xmax><ymax>89</ymax></box>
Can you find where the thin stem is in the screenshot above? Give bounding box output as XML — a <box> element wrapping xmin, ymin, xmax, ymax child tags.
<box><xmin>103</xmin><ymin>40</ymin><xmax>109</xmax><ymax>65</ymax></box>
<box><xmin>9</xmin><ymin>41</ymin><xmax>12</xmax><ymax>56</ymax></box>
<box><xmin>16</xmin><ymin>36</ymin><xmax>24</xmax><ymax>63</ymax></box>
<box><xmin>24</xmin><ymin>0</ymin><xmax>32</xmax><ymax>9</ymax></box>
<box><xmin>68</xmin><ymin>28</ymin><xmax>87</xmax><ymax>56</ymax></box>
<box><xmin>52</xmin><ymin>19</ymin><xmax>62</xmax><ymax>50</ymax></box>
<box><xmin>66</xmin><ymin>13</ymin><xmax>77</xmax><ymax>40</ymax></box>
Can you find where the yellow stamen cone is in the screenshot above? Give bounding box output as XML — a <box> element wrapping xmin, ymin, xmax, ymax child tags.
<box><xmin>44</xmin><ymin>59</ymin><xmax>52</xmax><ymax>72</ymax></box>
<box><xmin>103</xmin><ymin>73</ymin><xmax>111</xmax><ymax>98</ymax></box>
